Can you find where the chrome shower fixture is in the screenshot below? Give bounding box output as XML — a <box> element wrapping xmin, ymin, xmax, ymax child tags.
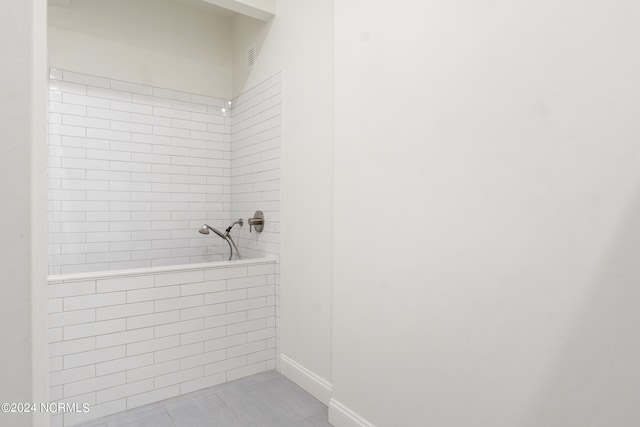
<box><xmin>247</xmin><ymin>211</ymin><xmax>264</xmax><ymax>233</ymax></box>
<box><xmin>198</xmin><ymin>224</ymin><xmax>225</xmax><ymax>239</ymax></box>
<box><xmin>198</xmin><ymin>220</ymin><xmax>243</xmax><ymax>260</ymax></box>
<box><xmin>224</xmin><ymin>218</ymin><xmax>243</xmax><ymax>237</ymax></box>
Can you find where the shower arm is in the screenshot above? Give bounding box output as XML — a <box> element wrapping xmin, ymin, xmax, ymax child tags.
<box><xmin>224</xmin><ymin>219</ymin><xmax>244</xmax><ymax>238</ymax></box>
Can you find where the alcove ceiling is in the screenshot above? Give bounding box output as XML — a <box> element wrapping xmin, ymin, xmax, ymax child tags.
<box><xmin>47</xmin><ymin>0</ymin><xmax>276</xmax><ymax>21</ymax></box>
<box><xmin>201</xmin><ymin>0</ymin><xmax>275</xmax><ymax>21</ymax></box>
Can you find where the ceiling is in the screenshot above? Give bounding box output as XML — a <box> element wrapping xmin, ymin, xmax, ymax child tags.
<box><xmin>47</xmin><ymin>0</ymin><xmax>238</xmax><ymax>18</ymax></box>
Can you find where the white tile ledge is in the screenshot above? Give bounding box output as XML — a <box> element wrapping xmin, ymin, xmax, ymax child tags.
<box><xmin>48</xmin><ymin>257</ymin><xmax>276</xmax><ymax>283</ymax></box>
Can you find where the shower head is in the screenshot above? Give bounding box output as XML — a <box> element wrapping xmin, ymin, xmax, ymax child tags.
<box><xmin>199</xmin><ymin>224</ymin><xmax>225</xmax><ymax>239</ymax></box>
<box><xmin>198</xmin><ymin>223</ymin><xmax>241</xmax><ymax>261</ymax></box>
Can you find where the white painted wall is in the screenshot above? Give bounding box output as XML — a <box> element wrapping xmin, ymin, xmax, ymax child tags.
<box><xmin>0</xmin><ymin>0</ymin><xmax>49</xmax><ymax>426</ymax></box>
<box><xmin>332</xmin><ymin>1</ymin><xmax>640</xmax><ymax>426</ymax></box>
<box><xmin>232</xmin><ymin>0</ymin><xmax>333</xmax><ymax>390</ymax></box>
<box><xmin>48</xmin><ymin>0</ymin><xmax>234</xmax><ymax>98</ymax></box>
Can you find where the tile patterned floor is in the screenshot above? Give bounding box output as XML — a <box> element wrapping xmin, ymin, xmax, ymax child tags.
<box><xmin>75</xmin><ymin>371</ymin><xmax>332</xmax><ymax>427</ymax></box>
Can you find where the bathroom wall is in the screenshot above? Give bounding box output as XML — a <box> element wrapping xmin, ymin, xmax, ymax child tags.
<box><xmin>332</xmin><ymin>1</ymin><xmax>640</xmax><ymax>426</ymax></box>
<box><xmin>0</xmin><ymin>1</ymin><xmax>49</xmax><ymax>426</ymax></box>
<box><xmin>48</xmin><ymin>0</ymin><xmax>234</xmax><ymax>98</ymax></box>
<box><xmin>230</xmin><ymin>72</ymin><xmax>282</xmax><ymax>366</ymax></box>
<box><xmin>48</xmin><ymin>69</ymin><xmax>232</xmax><ymax>275</ymax></box>
<box><xmin>47</xmin><ymin>259</ymin><xmax>276</xmax><ymax>427</ymax></box>
<box><xmin>231</xmin><ymin>1</ymin><xmax>334</xmax><ymax>399</ymax></box>
<box><xmin>230</xmin><ymin>73</ymin><xmax>281</xmax><ymax>261</ymax></box>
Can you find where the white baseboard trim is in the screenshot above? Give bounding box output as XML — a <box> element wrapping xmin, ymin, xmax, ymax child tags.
<box><xmin>328</xmin><ymin>399</ymin><xmax>376</xmax><ymax>427</ymax></box>
<box><xmin>280</xmin><ymin>354</ymin><xmax>375</xmax><ymax>427</ymax></box>
<box><xmin>280</xmin><ymin>353</ymin><xmax>333</xmax><ymax>405</ymax></box>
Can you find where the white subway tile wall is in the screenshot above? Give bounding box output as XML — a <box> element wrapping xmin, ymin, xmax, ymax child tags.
<box><xmin>230</xmin><ymin>73</ymin><xmax>281</xmax><ymax>261</ymax></box>
<box><xmin>229</xmin><ymin>74</ymin><xmax>282</xmax><ymax>368</ymax></box>
<box><xmin>48</xmin><ymin>260</ymin><xmax>276</xmax><ymax>427</ymax></box>
<box><xmin>47</xmin><ymin>71</ymin><xmax>282</xmax><ymax>424</ymax></box>
<box><xmin>48</xmin><ymin>69</ymin><xmax>232</xmax><ymax>274</ymax></box>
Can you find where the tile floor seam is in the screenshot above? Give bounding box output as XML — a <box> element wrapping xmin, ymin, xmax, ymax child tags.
<box><xmin>212</xmin><ymin>388</ymin><xmax>246</xmax><ymax>426</ymax></box>
<box><xmin>161</xmin><ymin>404</ymin><xmax>178</xmax><ymax>427</ymax></box>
